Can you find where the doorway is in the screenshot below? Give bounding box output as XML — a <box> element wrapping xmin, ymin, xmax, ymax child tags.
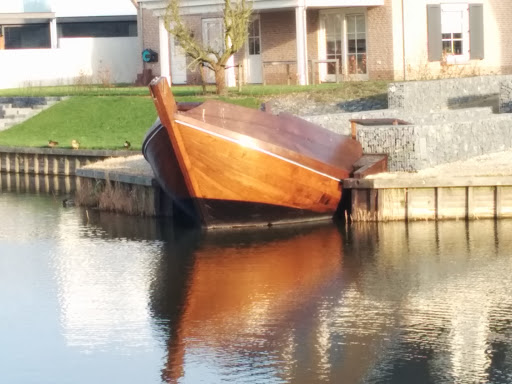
<box><xmin>246</xmin><ymin>16</ymin><xmax>262</xmax><ymax>84</ymax></box>
<box><xmin>170</xmin><ymin>35</ymin><xmax>187</xmax><ymax>84</ymax></box>
<box><xmin>319</xmin><ymin>9</ymin><xmax>368</xmax><ymax>82</ymax></box>
<box><xmin>202</xmin><ymin>18</ymin><xmax>223</xmax><ymax>83</ymax></box>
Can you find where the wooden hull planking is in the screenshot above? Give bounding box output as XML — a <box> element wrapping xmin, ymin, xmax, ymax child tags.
<box><xmin>147</xmin><ymin>77</ymin><xmax>362</xmax><ymax>228</ymax></box>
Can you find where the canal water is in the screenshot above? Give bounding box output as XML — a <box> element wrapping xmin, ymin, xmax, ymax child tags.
<box><xmin>2</xmin><ymin>192</ymin><xmax>512</xmax><ymax>384</ymax></box>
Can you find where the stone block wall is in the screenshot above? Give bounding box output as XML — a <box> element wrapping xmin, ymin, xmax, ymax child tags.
<box><xmin>499</xmin><ymin>80</ymin><xmax>512</xmax><ymax>113</ymax></box>
<box><xmin>355</xmin><ymin>115</ymin><xmax>512</xmax><ymax>171</ymax></box>
<box><xmin>388</xmin><ymin>74</ymin><xmax>512</xmax><ymax>112</ymax></box>
<box><xmin>140</xmin><ymin>8</ymin><xmax>161</xmax><ymax>77</ymax></box>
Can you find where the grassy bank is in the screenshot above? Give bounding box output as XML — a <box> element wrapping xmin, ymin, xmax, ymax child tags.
<box><xmin>0</xmin><ymin>97</ymin><xmax>156</xmax><ymax>150</ymax></box>
<box><xmin>0</xmin><ymin>81</ymin><xmax>390</xmax><ymax>149</ymax></box>
<box><xmin>0</xmin><ymin>81</ymin><xmax>389</xmax><ymax>102</ymax></box>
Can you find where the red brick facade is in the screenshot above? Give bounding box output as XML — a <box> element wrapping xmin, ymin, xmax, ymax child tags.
<box><xmin>139</xmin><ymin>0</ymin><xmax>510</xmax><ymax>84</ymax></box>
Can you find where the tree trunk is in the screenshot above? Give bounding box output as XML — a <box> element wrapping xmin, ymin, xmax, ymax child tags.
<box><xmin>214</xmin><ymin>66</ymin><xmax>226</xmax><ymax>95</ymax></box>
<box><xmin>199</xmin><ymin>64</ymin><xmax>207</xmax><ymax>95</ymax></box>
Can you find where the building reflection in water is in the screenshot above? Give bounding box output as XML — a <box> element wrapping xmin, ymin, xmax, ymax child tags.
<box><xmin>149</xmin><ymin>220</ymin><xmax>512</xmax><ymax>384</ymax></box>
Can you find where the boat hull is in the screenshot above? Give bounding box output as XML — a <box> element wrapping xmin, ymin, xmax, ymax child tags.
<box><xmin>143</xmin><ymin>119</ymin><xmax>340</xmax><ymax>228</ymax></box>
<box><xmin>144</xmin><ymin>78</ymin><xmax>362</xmax><ymax>229</ymax></box>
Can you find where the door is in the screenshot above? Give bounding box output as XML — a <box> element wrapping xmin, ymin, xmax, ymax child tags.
<box><xmin>346</xmin><ymin>13</ymin><xmax>367</xmax><ymax>78</ymax></box>
<box><xmin>246</xmin><ymin>17</ymin><xmax>262</xmax><ymax>84</ymax></box>
<box><xmin>321</xmin><ymin>13</ymin><xmax>343</xmax><ymax>82</ymax></box>
<box><xmin>170</xmin><ymin>36</ymin><xmax>187</xmax><ymax>84</ymax></box>
<box><xmin>319</xmin><ymin>10</ymin><xmax>368</xmax><ymax>82</ymax></box>
<box><xmin>202</xmin><ymin>18</ymin><xmax>223</xmax><ymax>83</ymax></box>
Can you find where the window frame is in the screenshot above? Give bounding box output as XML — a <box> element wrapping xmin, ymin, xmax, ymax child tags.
<box><xmin>427</xmin><ymin>3</ymin><xmax>484</xmax><ymax>63</ymax></box>
<box><xmin>440</xmin><ymin>3</ymin><xmax>469</xmax><ymax>64</ymax></box>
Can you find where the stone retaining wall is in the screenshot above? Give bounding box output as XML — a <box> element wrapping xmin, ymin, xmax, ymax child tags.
<box><xmin>388</xmin><ymin>74</ymin><xmax>512</xmax><ymax>112</ymax></box>
<box><xmin>304</xmin><ymin>75</ymin><xmax>512</xmax><ymax>172</ymax></box>
<box><xmin>499</xmin><ymin>80</ymin><xmax>512</xmax><ymax>113</ymax></box>
<box><xmin>355</xmin><ymin>115</ymin><xmax>512</xmax><ymax>172</ymax></box>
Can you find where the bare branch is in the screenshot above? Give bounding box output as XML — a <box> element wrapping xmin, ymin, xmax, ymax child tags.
<box><xmin>164</xmin><ymin>0</ymin><xmax>252</xmax><ymax>94</ymax></box>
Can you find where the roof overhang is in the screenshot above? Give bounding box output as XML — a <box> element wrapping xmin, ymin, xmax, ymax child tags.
<box><xmin>139</xmin><ymin>0</ymin><xmax>384</xmax><ymax>16</ymax></box>
<box><xmin>0</xmin><ymin>12</ymin><xmax>55</xmax><ymax>25</ymax></box>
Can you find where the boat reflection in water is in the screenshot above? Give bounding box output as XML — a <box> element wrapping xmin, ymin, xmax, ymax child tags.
<box><xmin>148</xmin><ymin>220</ymin><xmax>512</xmax><ymax>384</ymax></box>
<box><xmin>149</xmin><ymin>223</ymin><xmax>345</xmax><ymax>383</ymax></box>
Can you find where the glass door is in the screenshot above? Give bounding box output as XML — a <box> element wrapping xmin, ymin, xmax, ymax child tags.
<box><xmin>246</xmin><ymin>17</ymin><xmax>262</xmax><ymax>83</ymax></box>
<box><xmin>324</xmin><ymin>13</ymin><xmax>343</xmax><ymax>82</ymax></box>
<box><xmin>346</xmin><ymin>14</ymin><xmax>367</xmax><ymax>76</ymax></box>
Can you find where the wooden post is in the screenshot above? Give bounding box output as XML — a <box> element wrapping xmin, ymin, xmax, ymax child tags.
<box><xmin>238</xmin><ymin>64</ymin><xmax>242</xmax><ymax>93</ymax></box>
<box><xmin>351</xmin><ymin>120</ymin><xmax>357</xmax><ymax>140</ymax></box>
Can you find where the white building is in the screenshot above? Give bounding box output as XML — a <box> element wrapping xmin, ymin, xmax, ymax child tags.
<box><xmin>0</xmin><ymin>0</ymin><xmax>139</xmax><ymax>89</ymax></box>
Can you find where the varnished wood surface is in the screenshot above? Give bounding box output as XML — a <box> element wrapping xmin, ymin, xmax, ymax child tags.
<box><xmin>184</xmin><ymin>100</ymin><xmax>363</xmax><ymax>173</ymax></box>
<box><xmin>174</xmin><ymin>118</ymin><xmax>342</xmax><ymax>213</ymax></box>
<box><xmin>148</xmin><ymin>77</ymin><xmax>363</xmax><ymax>227</ymax></box>
<box><xmin>176</xmin><ymin>114</ymin><xmax>351</xmax><ymax>180</ymax></box>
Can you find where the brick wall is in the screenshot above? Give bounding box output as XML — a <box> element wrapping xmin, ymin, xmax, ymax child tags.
<box><xmin>140</xmin><ymin>8</ymin><xmax>160</xmax><ymax>76</ymax></box>
<box><xmin>492</xmin><ymin>0</ymin><xmax>512</xmax><ymax>74</ymax></box>
<box><xmin>260</xmin><ymin>11</ymin><xmax>297</xmax><ymax>84</ymax></box>
<box><xmin>367</xmin><ymin>0</ymin><xmax>395</xmax><ymax>80</ymax></box>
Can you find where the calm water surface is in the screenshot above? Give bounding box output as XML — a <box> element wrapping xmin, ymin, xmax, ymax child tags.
<box><xmin>2</xmin><ymin>193</ymin><xmax>512</xmax><ymax>384</ymax></box>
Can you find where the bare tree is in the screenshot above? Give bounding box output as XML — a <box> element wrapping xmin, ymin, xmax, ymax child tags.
<box><xmin>164</xmin><ymin>0</ymin><xmax>252</xmax><ymax>95</ymax></box>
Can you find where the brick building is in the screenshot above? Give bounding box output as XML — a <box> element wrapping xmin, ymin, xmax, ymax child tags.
<box><xmin>136</xmin><ymin>0</ymin><xmax>510</xmax><ymax>86</ymax></box>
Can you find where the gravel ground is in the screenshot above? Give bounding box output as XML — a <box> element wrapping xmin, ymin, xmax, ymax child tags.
<box><xmin>266</xmin><ymin>93</ymin><xmax>387</xmax><ymax>116</ymax></box>
<box><xmin>81</xmin><ymin>154</ymin><xmax>154</xmax><ymax>177</ymax></box>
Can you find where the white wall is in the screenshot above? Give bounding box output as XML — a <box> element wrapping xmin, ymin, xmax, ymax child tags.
<box><xmin>0</xmin><ymin>37</ymin><xmax>139</xmax><ymax>89</ymax></box>
<box><xmin>401</xmin><ymin>0</ymin><xmax>503</xmax><ymax>79</ymax></box>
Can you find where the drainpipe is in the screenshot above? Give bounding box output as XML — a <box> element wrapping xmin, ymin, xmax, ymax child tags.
<box><xmin>401</xmin><ymin>0</ymin><xmax>406</xmax><ymax>80</ymax></box>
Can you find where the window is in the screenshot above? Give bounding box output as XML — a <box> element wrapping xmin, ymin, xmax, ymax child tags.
<box><xmin>248</xmin><ymin>19</ymin><xmax>260</xmax><ymax>55</ymax></box>
<box><xmin>4</xmin><ymin>24</ymin><xmax>50</xmax><ymax>49</ymax></box>
<box><xmin>427</xmin><ymin>3</ymin><xmax>484</xmax><ymax>62</ymax></box>
<box><xmin>441</xmin><ymin>4</ymin><xmax>466</xmax><ymax>56</ymax></box>
<box><xmin>346</xmin><ymin>14</ymin><xmax>366</xmax><ymax>74</ymax></box>
<box><xmin>59</xmin><ymin>21</ymin><xmax>137</xmax><ymax>38</ymax></box>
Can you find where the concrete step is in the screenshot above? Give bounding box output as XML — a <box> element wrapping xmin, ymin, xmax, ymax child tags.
<box><xmin>0</xmin><ymin>107</ymin><xmax>33</xmax><ymax>118</ymax></box>
<box><xmin>0</xmin><ymin>97</ymin><xmax>65</xmax><ymax>130</ymax></box>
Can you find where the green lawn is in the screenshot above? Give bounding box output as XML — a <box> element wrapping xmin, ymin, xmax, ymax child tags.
<box><xmin>0</xmin><ymin>81</ymin><xmax>390</xmax><ymax>101</ymax></box>
<box><xmin>0</xmin><ymin>96</ymin><xmax>157</xmax><ymax>150</ymax></box>
<box><xmin>0</xmin><ymin>81</ymin><xmax>389</xmax><ymax>150</ymax></box>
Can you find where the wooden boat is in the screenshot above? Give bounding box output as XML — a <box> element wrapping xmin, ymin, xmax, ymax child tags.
<box><xmin>143</xmin><ymin>77</ymin><xmax>363</xmax><ymax>229</ymax></box>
